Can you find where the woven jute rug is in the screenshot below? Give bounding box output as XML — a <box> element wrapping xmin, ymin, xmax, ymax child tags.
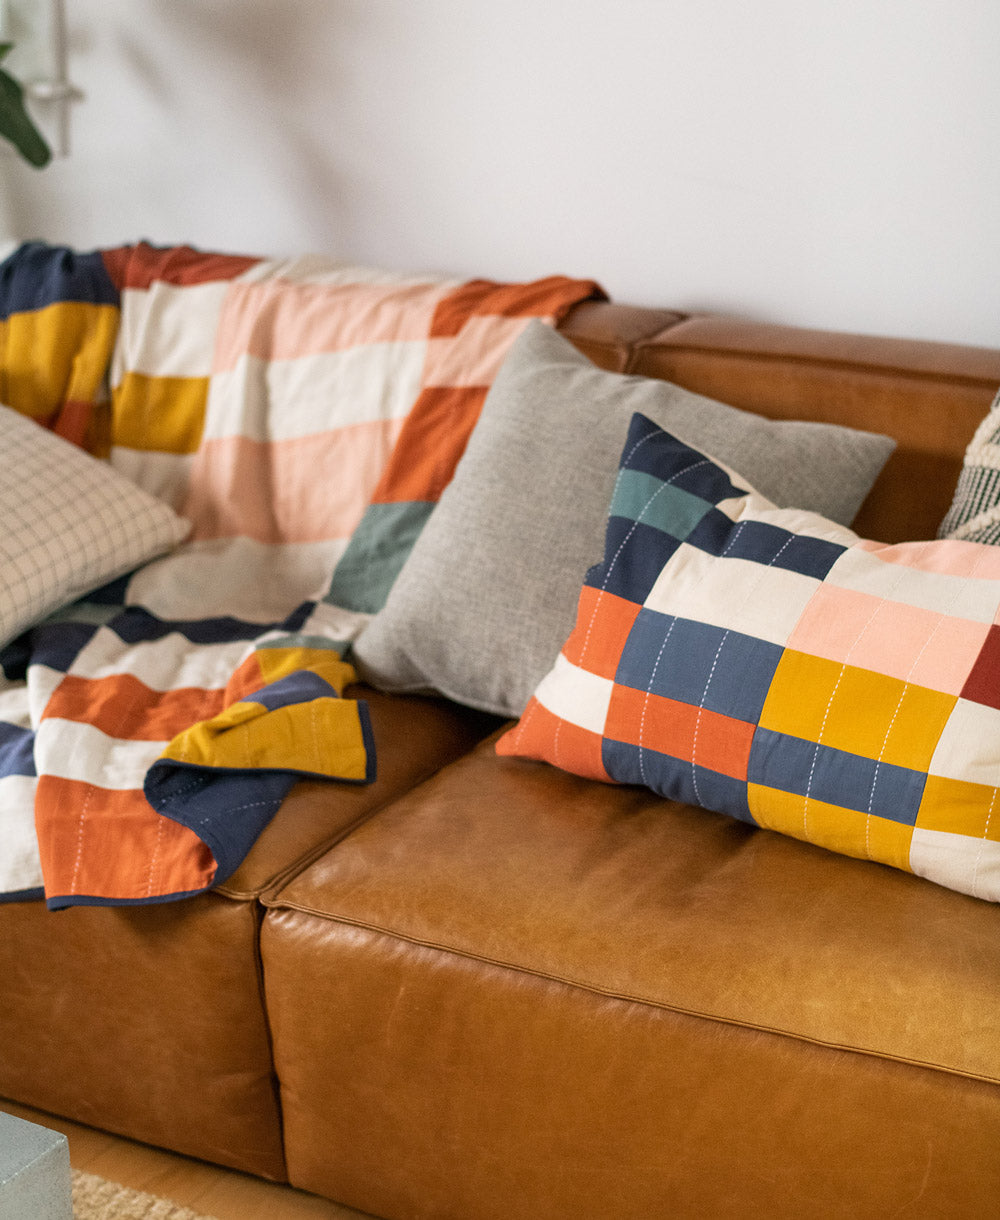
<box><xmin>71</xmin><ymin>1170</ymin><xmax>220</xmax><ymax>1220</ymax></box>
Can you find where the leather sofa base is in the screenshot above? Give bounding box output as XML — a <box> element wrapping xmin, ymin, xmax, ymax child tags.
<box><xmin>264</xmin><ymin>914</ymin><xmax>1000</xmax><ymax>1220</ymax></box>
<box><xmin>263</xmin><ymin>736</ymin><xmax>1000</xmax><ymax>1218</ymax></box>
<box><xmin>0</xmin><ymin>892</ymin><xmax>286</xmax><ymax>1179</ymax></box>
<box><xmin>0</xmin><ymin>689</ymin><xmax>495</xmax><ymax>1182</ymax></box>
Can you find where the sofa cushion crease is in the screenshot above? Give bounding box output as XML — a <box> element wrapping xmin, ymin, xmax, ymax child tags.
<box><xmin>213</xmin><ymin>687</ymin><xmax>499</xmax><ymax>900</ymax></box>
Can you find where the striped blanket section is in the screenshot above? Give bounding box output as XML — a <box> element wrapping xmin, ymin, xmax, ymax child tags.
<box><xmin>0</xmin><ymin>241</ymin><xmax>600</xmax><ymax>908</ymax></box>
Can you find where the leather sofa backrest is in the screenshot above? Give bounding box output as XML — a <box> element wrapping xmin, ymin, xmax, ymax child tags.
<box><xmin>559</xmin><ymin>302</ymin><xmax>1000</xmax><ymax>544</ymax></box>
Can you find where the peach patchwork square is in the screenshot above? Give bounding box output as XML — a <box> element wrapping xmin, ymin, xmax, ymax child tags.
<box><xmin>788</xmin><ymin>583</ymin><xmax>991</xmax><ymax>695</ymax></box>
<box><xmin>855</xmin><ymin>536</ymin><xmax>1000</xmax><ymax>580</ymax></box>
<box><xmin>421</xmin><ymin>315</ymin><xmax>533</xmax><ymax>387</ymax></box>
<box><xmin>213</xmin><ymin>279</ymin><xmax>447</xmax><ymax>372</ymax></box>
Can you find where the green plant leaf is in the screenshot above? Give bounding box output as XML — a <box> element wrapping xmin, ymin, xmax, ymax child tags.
<box><xmin>0</xmin><ymin>43</ymin><xmax>50</xmax><ymax>167</ymax></box>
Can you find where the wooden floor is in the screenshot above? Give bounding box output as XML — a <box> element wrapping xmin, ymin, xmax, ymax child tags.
<box><xmin>0</xmin><ymin>1097</ymin><xmax>379</xmax><ymax>1220</ymax></box>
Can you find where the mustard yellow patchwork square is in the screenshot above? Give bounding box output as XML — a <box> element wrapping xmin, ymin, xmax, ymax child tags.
<box><xmin>747</xmin><ymin>782</ymin><xmax>809</xmax><ymax>841</ymax></box>
<box><xmin>112</xmin><ymin>372</ymin><xmax>209</xmax><ymax>454</ymax></box>
<box><xmin>759</xmin><ymin>650</ymin><xmax>954</xmax><ymax>772</ymax></box>
<box><xmin>917</xmin><ymin>774</ymin><xmax>1000</xmax><ymax>842</ymax></box>
<box><xmin>748</xmin><ymin>782</ymin><xmax>914</xmax><ymax>869</ymax></box>
<box><xmin>1</xmin><ymin>302</ymin><xmax>119</xmax><ymax>416</ymax></box>
<box><xmin>862</xmin><ymin>811</ymin><xmax>917</xmax><ymax>871</ymax></box>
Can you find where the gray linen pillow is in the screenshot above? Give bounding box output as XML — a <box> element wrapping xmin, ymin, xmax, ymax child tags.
<box><xmin>351</xmin><ymin>321</ymin><xmax>896</xmax><ymax>718</ymax></box>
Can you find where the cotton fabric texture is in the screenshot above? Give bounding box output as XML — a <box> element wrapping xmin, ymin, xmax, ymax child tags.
<box><xmin>500</xmin><ymin>412</ymin><xmax>1000</xmax><ymax>903</ymax></box>
<box><xmin>0</xmin><ymin>404</ymin><xmax>189</xmax><ymax>648</ymax></box>
<box><xmin>352</xmin><ymin>321</ymin><xmax>897</xmax><ymax>717</ymax></box>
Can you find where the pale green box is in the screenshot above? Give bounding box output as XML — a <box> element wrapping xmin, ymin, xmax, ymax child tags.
<box><xmin>0</xmin><ymin>1111</ymin><xmax>72</xmax><ymax>1220</ymax></box>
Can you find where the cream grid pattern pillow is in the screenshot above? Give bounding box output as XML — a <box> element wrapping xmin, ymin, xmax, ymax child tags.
<box><xmin>0</xmin><ymin>404</ymin><xmax>189</xmax><ymax>647</ymax></box>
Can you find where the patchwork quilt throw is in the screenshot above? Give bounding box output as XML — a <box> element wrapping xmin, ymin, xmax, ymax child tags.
<box><xmin>0</xmin><ymin>241</ymin><xmax>600</xmax><ymax>908</ymax></box>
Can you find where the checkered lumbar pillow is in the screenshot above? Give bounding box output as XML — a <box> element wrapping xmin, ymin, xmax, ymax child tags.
<box><xmin>499</xmin><ymin>411</ymin><xmax>1000</xmax><ymax>903</ymax></box>
<box><xmin>939</xmin><ymin>387</ymin><xmax>1000</xmax><ymax>543</ymax></box>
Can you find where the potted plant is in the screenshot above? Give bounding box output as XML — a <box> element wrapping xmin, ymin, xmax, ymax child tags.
<box><xmin>0</xmin><ymin>42</ymin><xmax>49</xmax><ymax>166</ymax></box>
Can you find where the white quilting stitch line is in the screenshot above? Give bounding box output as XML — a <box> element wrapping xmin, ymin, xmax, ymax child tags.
<box><xmin>196</xmin><ymin>798</ymin><xmax>273</xmax><ymax>823</ymax></box>
<box><xmin>144</xmin><ymin>812</ymin><xmax>165</xmax><ymax>898</ymax></box>
<box><xmin>651</xmin><ymin>517</ymin><xmax>752</xmax><ymax>791</ymax></box>
<box><xmin>863</xmin><ymin>542</ymin><xmax>991</xmax><ymax>860</ymax></box>
<box><xmin>157</xmin><ymin>774</ymin><xmax>206</xmax><ymax>803</ymax></box>
<box><xmin>802</xmin><ymin>668</ymin><xmax>847</xmax><ymax>841</ymax></box>
<box><xmin>802</xmin><ymin>540</ymin><xmax>930</xmax><ymax>842</ymax></box>
<box><xmin>68</xmin><ymin>782</ymin><xmax>94</xmax><ymax>896</ymax></box>
<box><xmin>636</xmin><ymin>619</ymin><xmax>678</xmax><ymax>787</ymax></box>
<box><xmin>972</xmin><ymin>786</ymin><xmax>998</xmax><ymax>900</ymax></box>
<box><xmin>550</xmin><ymin>704</ymin><xmax>564</xmax><ymax>768</ymax></box>
<box><xmin>690</xmin><ymin>632</ymin><xmax>729</xmax><ymax>807</ymax></box>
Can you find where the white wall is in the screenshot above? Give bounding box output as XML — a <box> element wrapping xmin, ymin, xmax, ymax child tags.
<box><xmin>3</xmin><ymin>0</ymin><xmax>998</xmax><ymax>346</ymax></box>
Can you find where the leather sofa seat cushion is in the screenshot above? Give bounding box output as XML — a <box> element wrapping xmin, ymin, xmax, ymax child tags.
<box><xmin>0</xmin><ymin>892</ymin><xmax>288</xmax><ymax>1180</ymax></box>
<box><xmin>264</xmin><ymin>733</ymin><xmax>1000</xmax><ymax>1217</ymax></box>
<box><xmin>269</xmin><ymin>731</ymin><xmax>1000</xmax><ymax>1088</ymax></box>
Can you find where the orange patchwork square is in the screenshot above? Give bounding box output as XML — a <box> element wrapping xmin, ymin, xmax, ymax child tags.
<box><xmin>606</xmin><ymin>685</ymin><xmax>754</xmax><ymax>780</ymax></box>
<box><xmin>34</xmin><ymin>775</ymin><xmax>217</xmax><ymax>902</ymax></box>
<box><xmin>44</xmin><ymin>674</ymin><xmax>226</xmax><ymax>742</ymax></box>
<box><xmin>370</xmin><ymin>386</ymin><xmax>487</xmax><ymax>504</ymax></box>
<box><xmin>561</xmin><ymin>586</ymin><xmax>643</xmax><ymax>681</ymax></box>
<box><xmin>497</xmin><ymin>697</ymin><xmax>610</xmax><ymax>783</ymax></box>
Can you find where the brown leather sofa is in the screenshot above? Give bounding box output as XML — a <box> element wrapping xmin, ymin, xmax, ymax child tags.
<box><xmin>3</xmin><ymin>301</ymin><xmax>1000</xmax><ymax>1219</ymax></box>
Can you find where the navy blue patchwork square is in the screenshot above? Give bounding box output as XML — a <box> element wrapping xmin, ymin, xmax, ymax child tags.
<box><xmin>615</xmin><ymin>611</ymin><xmax>783</xmax><ymax>723</ymax></box>
<box><xmin>748</xmin><ymin>729</ymin><xmax>927</xmax><ymax>825</ymax></box>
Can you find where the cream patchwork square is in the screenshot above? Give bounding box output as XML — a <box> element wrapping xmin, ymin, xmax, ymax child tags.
<box><xmin>909</xmin><ymin>825</ymin><xmax>1000</xmax><ymax>904</ymax></box>
<box><xmin>535</xmin><ymin>652</ymin><xmax>614</xmax><ymax>736</ymax></box>
<box><xmin>645</xmin><ymin>543</ymin><xmax>820</xmax><ymax>648</ymax></box>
